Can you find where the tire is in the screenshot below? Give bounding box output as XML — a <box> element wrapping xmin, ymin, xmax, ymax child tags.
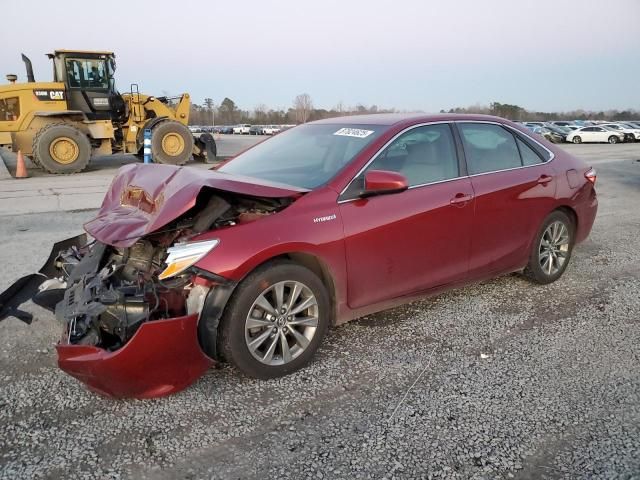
<box><xmin>523</xmin><ymin>210</ymin><xmax>575</xmax><ymax>285</ymax></box>
<box><xmin>218</xmin><ymin>260</ymin><xmax>330</xmax><ymax>379</ymax></box>
<box><xmin>150</xmin><ymin>121</ymin><xmax>193</xmax><ymax>165</ymax></box>
<box><xmin>572</xmin><ymin>136</ymin><xmax>582</xmax><ymax>144</ymax></box>
<box><xmin>608</xmin><ymin>136</ymin><xmax>618</xmax><ymax>144</ymax></box>
<box><xmin>32</xmin><ymin>123</ymin><xmax>91</xmax><ymax>174</ymax></box>
<box><xmin>29</xmin><ymin>154</ymin><xmax>41</xmax><ymax>167</ymax></box>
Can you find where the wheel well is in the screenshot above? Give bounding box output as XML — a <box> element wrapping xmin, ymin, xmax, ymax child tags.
<box><xmin>555</xmin><ymin>206</ymin><xmax>578</xmax><ymax>233</ymax></box>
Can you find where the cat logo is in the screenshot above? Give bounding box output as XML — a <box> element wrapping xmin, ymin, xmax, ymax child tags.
<box><xmin>34</xmin><ymin>89</ymin><xmax>65</xmax><ymax>101</ymax></box>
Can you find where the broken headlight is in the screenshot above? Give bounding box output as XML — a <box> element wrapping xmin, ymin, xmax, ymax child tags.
<box><xmin>158</xmin><ymin>239</ymin><xmax>219</xmax><ymax>280</ymax></box>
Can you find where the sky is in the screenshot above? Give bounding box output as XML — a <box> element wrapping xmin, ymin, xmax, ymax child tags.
<box><xmin>2</xmin><ymin>0</ymin><xmax>639</xmax><ymax>113</ymax></box>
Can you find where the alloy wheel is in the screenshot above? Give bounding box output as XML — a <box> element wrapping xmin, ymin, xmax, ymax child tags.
<box><xmin>49</xmin><ymin>137</ymin><xmax>80</xmax><ymax>164</ymax></box>
<box><xmin>538</xmin><ymin>221</ymin><xmax>570</xmax><ymax>276</ymax></box>
<box><xmin>244</xmin><ymin>280</ymin><xmax>319</xmax><ymax>366</ymax></box>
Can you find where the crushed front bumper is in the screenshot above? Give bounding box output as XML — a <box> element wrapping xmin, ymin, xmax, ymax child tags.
<box><xmin>57</xmin><ymin>313</ymin><xmax>212</xmax><ymax>399</ymax></box>
<box><xmin>1</xmin><ymin>233</ymin><xmax>218</xmax><ymax>399</ymax></box>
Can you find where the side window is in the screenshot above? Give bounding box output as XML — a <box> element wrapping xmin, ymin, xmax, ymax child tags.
<box><xmin>0</xmin><ymin>97</ymin><xmax>20</xmax><ymax>121</ymax></box>
<box><xmin>458</xmin><ymin>123</ymin><xmax>521</xmax><ymax>174</ymax></box>
<box><xmin>371</xmin><ymin>124</ymin><xmax>459</xmax><ymax>185</ymax></box>
<box><xmin>516</xmin><ymin>137</ymin><xmax>543</xmax><ymax>166</ymax></box>
<box><xmin>593</xmin><ymin>127</ymin><xmax>604</xmax><ymax>132</ymax></box>
<box><xmin>341</xmin><ymin>124</ymin><xmax>459</xmax><ymax>199</ymax></box>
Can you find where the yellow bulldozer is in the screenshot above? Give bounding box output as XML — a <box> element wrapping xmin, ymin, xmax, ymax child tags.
<box><xmin>0</xmin><ymin>50</ymin><xmax>216</xmax><ymax>174</ymax></box>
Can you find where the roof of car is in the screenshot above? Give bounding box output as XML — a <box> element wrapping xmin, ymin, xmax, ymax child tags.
<box><xmin>308</xmin><ymin>113</ymin><xmax>512</xmax><ymax>126</ymax></box>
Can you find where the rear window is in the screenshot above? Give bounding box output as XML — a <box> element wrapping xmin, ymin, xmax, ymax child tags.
<box><xmin>0</xmin><ymin>96</ymin><xmax>20</xmax><ymax>121</ymax></box>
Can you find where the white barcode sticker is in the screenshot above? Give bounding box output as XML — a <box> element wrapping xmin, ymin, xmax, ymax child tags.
<box><xmin>333</xmin><ymin>128</ymin><xmax>374</xmax><ymax>138</ymax></box>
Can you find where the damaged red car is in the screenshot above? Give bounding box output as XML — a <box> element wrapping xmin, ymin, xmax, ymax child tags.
<box><xmin>0</xmin><ymin>114</ymin><xmax>598</xmax><ymax>398</ymax></box>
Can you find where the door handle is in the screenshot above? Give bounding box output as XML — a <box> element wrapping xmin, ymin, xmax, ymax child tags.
<box><xmin>450</xmin><ymin>193</ymin><xmax>474</xmax><ymax>205</ymax></box>
<box><xmin>537</xmin><ymin>174</ymin><xmax>553</xmax><ymax>185</ymax></box>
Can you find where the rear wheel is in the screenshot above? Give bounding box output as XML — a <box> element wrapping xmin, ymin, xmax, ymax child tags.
<box><xmin>32</xmin><ymin>123</ymin><xmax>91</xmax><ymax>174</ymax></box>
<box><xmin>151</xmin><ymin>121</ymin><xmax>193</xmax><ymax>165</ymax></box>
<box><xmin>218</xmin><ymin>261</ymin><xmax>330</xmax><ymax>379</ymax></box>
<box><xmin>523</xmin><ymin>211</ymin><xmax>574</xmax><ymax>284</ymax></box>
<box><xmin>608</xmin><ymin>135</ymin><xmax>619</xmax><ymax>144</ymax></box>
<box><xmin>572</xmin><ymin>136</ymin><xmax>582</xmax><ymax>144</ymax></box>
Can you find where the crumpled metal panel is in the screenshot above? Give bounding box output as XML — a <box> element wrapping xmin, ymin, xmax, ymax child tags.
<box><xmin>84</xmin><ymin>163</ymin><xmax>305</xmax><ymax>248</ymax></box>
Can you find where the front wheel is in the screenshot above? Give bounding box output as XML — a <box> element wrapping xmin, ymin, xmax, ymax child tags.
<box><xmin>608</xmin><ymin>136</ymin><xmax>619</xmax><ymax>144</ymax></box>
<box><xmin>32</xmin><ymin>123</ymin><xmax>91</xmax><ymax>174</ymax></box>
<box><xmin>572</xmin><ymin>136</ymin><xmax>582</xmax><ymax>144</ymax></box>
<box><xmin>218</xmin><ymin>261</ymin><xmax>330</xmax><ymax>378</ymax></box>
<box><xmin>151</xmin><ymin>121</ymin><xmax>193</xmax><ymax>165</ymax></box>
<box><xmin>523</xmin><ymin>211</ymin><xmax>574</xmax><ymax>284</ymax></box>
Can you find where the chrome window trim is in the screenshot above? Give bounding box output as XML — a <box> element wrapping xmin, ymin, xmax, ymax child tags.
<box><xmin>455</xmin><ymin>120</ymin><xmax>556</xmax><ymax>167</ymax></box>
<box><xmin>337</xmin><ymin>119</ymin><xmax>556</xmax><ymax>204</ymax></box>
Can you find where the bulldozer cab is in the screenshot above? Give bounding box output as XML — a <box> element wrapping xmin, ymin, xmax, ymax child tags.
<box><xmin>47</xmin><ymin>50</ymin><xmax>126</xmax><ymax>122</ymax></box>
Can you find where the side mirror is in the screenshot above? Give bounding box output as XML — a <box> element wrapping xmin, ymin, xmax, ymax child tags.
<box><xmin>361</xmin><ymin>170</ymin><xmax>408</xmax><ymax>197</ymax></box>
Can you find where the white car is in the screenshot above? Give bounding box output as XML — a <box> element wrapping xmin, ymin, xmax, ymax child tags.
<box><xmin>566</xmin><ymin>126</ymin><xmax>625</xmax><ymax>144</ymax></box>
<box><xmin>232</xmin><ymin>124</ymin><xmax>251</xmax><ymax>135</ymax></box>
<box><xmin>262</xmin><ymin>125</ymin><xmax>281</xmax><ymax>135</ymax></box>
<box><xmin>605</xmin><ymin>123</ymin><xmax>640</xmax><ymax>142</ymax></box>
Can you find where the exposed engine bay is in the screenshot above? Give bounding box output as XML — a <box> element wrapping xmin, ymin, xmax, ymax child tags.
<box><xmin>40</xmin><ymin>191</ymin><xmax>291</xmax><ymax>351</ymax></box>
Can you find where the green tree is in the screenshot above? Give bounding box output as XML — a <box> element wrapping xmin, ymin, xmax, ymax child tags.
<box><xmin>204</xmin><ymin>97</ymin><xmax>215</xmax><ymax>125</ymax></box>
<box><xmin>218</xmin><ymin>97</ymin><xmax>239</xmax><ymax>125</ymax></box>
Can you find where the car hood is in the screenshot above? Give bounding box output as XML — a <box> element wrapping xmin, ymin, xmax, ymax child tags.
<box><xmin>84</xmin><ymin>164</ymin><xmax>307</xmax><ymax>247</ymax></box>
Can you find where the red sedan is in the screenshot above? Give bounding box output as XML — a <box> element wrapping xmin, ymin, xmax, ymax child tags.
<box><xmin>0</xmin><ymin>114</ymin><xmax>597</xmax><ymax>398</ymax></box>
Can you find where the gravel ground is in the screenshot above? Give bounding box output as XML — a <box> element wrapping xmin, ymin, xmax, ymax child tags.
<box><xmin>1</xmin><ymin>149</ymin><xmax>639</xmax><ymax>479</ymax></box>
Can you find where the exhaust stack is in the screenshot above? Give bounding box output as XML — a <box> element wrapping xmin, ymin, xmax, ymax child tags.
<box><xmin>21</xmin><ymin>54</ymin><xmax>35</xmax><ymax>82</ymax></box>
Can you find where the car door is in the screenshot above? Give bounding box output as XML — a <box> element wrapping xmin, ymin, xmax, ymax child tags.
<box><xmin>339</xmin><ymin>123</ymin><xmax>475</xmax><ymax>309</ymax></box>
<box><xmin>456</xmin><ymin>122</ymin><xmax>557</xmax><ymax>277</ymax></box>
<box><xmin>577</xmin><ymin>127</ymin><xmax>592</xmax><ymax>142</ymax></box>
<box><xmin>592</xmin><ymin>127</ymin><xmax>608</xmax><ymax>142</ymax></box>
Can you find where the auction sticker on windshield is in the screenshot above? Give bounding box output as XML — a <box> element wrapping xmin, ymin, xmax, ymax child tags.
<box><xmin>333</xmin><ymin>128</ymin><xmax>374</xmax><ymax>138</ymax></box>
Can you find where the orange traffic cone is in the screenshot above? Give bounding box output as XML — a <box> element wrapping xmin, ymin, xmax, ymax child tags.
<box><xmin>15</xmin><ymin>150</ymin><xmax>28</xmax><ymax>179</ymax></box>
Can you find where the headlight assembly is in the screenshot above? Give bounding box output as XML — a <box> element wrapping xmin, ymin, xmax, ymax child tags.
<box><xmin>158</xmin><ymin>239</ymin><xmax>220</xmax><ymax>280</ymax></box>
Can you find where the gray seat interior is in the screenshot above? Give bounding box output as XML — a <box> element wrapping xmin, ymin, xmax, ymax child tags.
<box><xmin>401</xmin><ymin>137</ymin><xmax>458</xmax><ymax>185</ymax></box>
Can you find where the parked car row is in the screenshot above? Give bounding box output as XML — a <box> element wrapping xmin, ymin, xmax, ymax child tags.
<box><xmin>188</xmin><ymin>124</ymin><xmax>295</xmax><ymax>135</ymax></box>
<box><xmin>518</xmin><ymin>120</ymin><xmax>640</xmax><ymax>144</ymax></box>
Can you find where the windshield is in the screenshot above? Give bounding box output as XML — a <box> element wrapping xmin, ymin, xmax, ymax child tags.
<box><xmin>218</xmin><ymin>124</ymin><xmax>385</xmax><ymax>189</ymax></box>
<box><xmin>65</xmin><ymin>58</ymin><xmax>110</xmax><ymax>89</ymax></box>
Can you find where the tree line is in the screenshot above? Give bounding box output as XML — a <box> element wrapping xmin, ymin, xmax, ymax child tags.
<box><xmin>188</xmin><ymin>96</ymin><xmax>639</xmax><ymax>126</ymax></box>
<box><xmin>443</xmin><ymin>102</ymin><xmax>640</xmax><ymax>122</ymax></box>
<box><xmin>188</xmin><ymin>94</ymin><xmax>398</xmax><ymax>126</ymax></box>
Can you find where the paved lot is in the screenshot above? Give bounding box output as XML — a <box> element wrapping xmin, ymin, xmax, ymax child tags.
<box><xmin>0</xmin><ymin>135</ymin><xmax>265</xmax><ymax>216</ymax></box>
<box><xmin>0</xmin><ymin>144</ymin><xmax>639</xmax><ymax>479</ymax></box>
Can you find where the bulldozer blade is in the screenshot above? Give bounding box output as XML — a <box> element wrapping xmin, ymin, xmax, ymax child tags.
<box><xmin>194</xmin><ymin>133</ymin><xmax>218</xmax><ymax>164</ymax></box>
<box><xmin>0</xmin><ymin>234</ymin><xmax>87</xmax><ymax>323</ymax></box>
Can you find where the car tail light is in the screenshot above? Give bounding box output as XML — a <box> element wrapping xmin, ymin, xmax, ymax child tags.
<box><xmin>585</xmin><ymin>167</ymin><xmax>597</xmax><ymax>185</ymax></box>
